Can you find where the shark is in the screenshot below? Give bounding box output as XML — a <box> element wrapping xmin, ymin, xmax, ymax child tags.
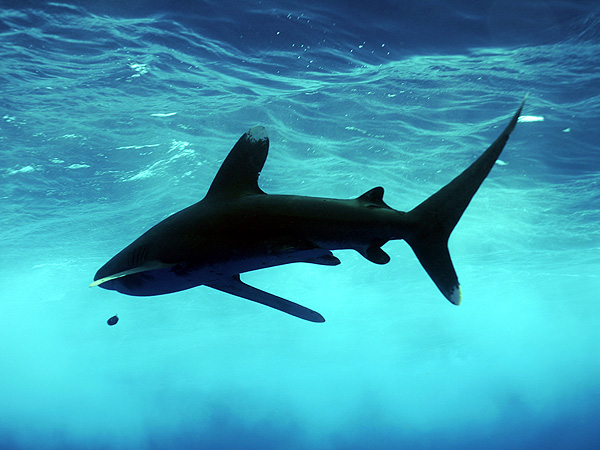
<box><xmin>91</xmin><ymin>98</ymin><xmax>526</xmax><ymax>322</ymax></box>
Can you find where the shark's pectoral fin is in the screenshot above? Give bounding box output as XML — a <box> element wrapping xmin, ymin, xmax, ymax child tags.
<box><xmin>356</xmin><ymin>246</ymin><xmax>390</xmax><ymax>265</ymax></box>
<box><xmin>206</xmin><ymin>275</ymin><xmax>325</xmax><ymax>323</ymax></box>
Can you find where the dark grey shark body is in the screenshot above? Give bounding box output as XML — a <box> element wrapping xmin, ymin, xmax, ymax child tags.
<box><xmin>92</xmin><ymin>99</ymin><xmax>526</xmax><ymax>322</ymax></box>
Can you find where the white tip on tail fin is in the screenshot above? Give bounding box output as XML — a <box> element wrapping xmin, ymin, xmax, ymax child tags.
<box><xmin>449</xmin><ymin>285</ymin><xmax>462</xmax><ymax>306</ymax></box>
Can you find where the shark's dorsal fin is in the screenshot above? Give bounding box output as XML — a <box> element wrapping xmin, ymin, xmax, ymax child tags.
<box><xmin>206</xmin><ymin>126</ymin><xmax>269</xmax><ymax>199</ymax></box>
<box><xmin>356</xmin><ymin>187</ymin><xmax>390</xmax><ymax>208</ymax></box>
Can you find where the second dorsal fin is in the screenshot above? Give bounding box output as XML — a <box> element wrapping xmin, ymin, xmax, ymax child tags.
<box><xmin>206</xmin><ymin>126</ymin><xmax>269</xmax><ymax>199</ymax></box>
<box><xmin>356</xmin><ymin>186</ymin><xmax>390</xmax><ymax>208</ymax></box>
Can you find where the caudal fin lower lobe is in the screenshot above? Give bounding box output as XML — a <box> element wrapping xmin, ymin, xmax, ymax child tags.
<box><xmin>405</xmin><ymin>97</ymin><xmax>526</xmax><ymax>305</ymax></box>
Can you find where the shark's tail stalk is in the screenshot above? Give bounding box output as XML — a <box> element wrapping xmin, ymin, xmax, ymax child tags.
<box><xmin>404</xmin><ymin>97</ymin><xmax>527</xmax><ymax>305</ymax></box>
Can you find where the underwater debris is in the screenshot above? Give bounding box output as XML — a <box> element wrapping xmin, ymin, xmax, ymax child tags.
<box><xmin>107</xmin><ymin>315</ymin><xmax>118</xmax><ymax>326</ymax></box>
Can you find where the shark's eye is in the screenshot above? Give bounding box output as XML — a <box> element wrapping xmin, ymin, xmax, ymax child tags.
<box><xmin>172</xmin><ymin>263</ymin><xmax>186</xmax><ymax>273</ymax></box>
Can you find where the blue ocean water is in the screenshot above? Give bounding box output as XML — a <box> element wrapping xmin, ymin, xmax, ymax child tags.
<box><xmin>1</xmin><ymin>0</ymin><xmax>599</xmax><ymax>448</ymax></box>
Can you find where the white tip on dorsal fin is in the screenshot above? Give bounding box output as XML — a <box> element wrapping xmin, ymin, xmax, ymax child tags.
<box><xmin>205</xmin><ymin>126</ymin><xmax>269</xmax><ymax>199</ymax></box>
<box><xmin>247</xmin><ymin>125</ymin><xmax>268</xmax><ymax>143</ymax></box>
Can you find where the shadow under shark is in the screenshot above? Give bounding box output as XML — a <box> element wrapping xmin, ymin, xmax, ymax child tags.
<box><xmin>91</xmin><ymin>98</ymin><xmax>526</xmax><ymax>322</ymax></box>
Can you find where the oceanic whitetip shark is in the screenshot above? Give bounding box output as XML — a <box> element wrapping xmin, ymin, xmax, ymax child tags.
<box><xmin>91</xmin><ymin>98</ymin><xmax>526</xmax><ymax>322</ymax></box>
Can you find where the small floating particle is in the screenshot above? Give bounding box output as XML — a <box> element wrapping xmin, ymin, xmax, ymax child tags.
<box><xmin>518</xmin><ymin>115</ymin><xmax>544</xmax><ymax>122</ymax></box>
<box><xmin>150</xmin><ymin>112</ymin><xmax>177</xmax><ymax>117</ymax></box>
<box><xmin>107</xmin><ymin>315</ymin><xmax>119</xmax><ymax>326</ymax></box>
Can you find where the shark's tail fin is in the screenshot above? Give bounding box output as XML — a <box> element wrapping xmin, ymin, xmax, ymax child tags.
<box><xmin>404</xmin><ymin>97</ymin><xmax>526</xmax><ymax>305</ymax></box>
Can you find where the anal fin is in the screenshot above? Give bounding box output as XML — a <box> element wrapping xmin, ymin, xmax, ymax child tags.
<box><xmin>206</xmin><ymin>275</ymin><xmax>325</xmax><ymax>323</ymax></box>
<box><xmin>356</xmin><ymin>246</ymin><xmax>391</xmax><ymax>265</ymax></box>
